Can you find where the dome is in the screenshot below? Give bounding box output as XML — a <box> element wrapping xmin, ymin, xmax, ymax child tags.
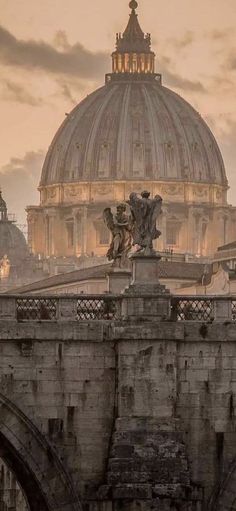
<box><xmin>0</xmin><ymin>222</ymin><xmax>29</xmax><ymax>264</ymax></box>
<box><xmin>40</xmin><ymin>81</ymin><xmax>227</xmax><ymax>187</ymax></box>
<box><xmin>28</xmin><ymin>1</ymin><xmax>233</xmax><ymax>262</ymax></box>
<box><xmin>40</xmin><ymin>1</ymin><xmax>227</xmax><ymax>189</ymax></box>
<box><xmin>0</xmin><ymin>191</ymin><xmax>29</xmax><ymax>265</ymax></box>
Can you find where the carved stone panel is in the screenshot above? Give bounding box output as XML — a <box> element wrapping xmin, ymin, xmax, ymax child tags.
<box><xmin>193</xmin><ymin>185</ymin><xmax>209</xmax><ymax>201</ymax></box>
<box><xmin>63</xmin><ymin>185</ymin><xmax>85</xmax><ymax>202</ymax></box>
<box><xmin>159</xmin><ymin>184</ymin><xmax>184</xmax><ymax>199</ymax></box>
<box><xmin>91</xmin><ymin>184</ymin><xmax>114</xmax><ymax>201</ymax></box>
<box><xmin>46</xmin><ymin>187</ymin><xmax>58</xmax><ymax>204</ymax></box>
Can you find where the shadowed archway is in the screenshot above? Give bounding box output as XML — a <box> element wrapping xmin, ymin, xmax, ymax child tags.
<box><xmin>0</xmin><ymin>393</ymin><xmax>82</xmax><ymax>511</ymax></box>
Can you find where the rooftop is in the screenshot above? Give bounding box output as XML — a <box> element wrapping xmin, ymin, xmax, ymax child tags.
<box><xmin>6</xmin><ymin>260</ymin><xmax>209</xmax><ymax>295</ymax></box>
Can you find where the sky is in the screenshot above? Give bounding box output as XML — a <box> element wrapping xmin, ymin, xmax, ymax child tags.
<box><xmin>0</xmin><ymin>0</ymin><xmax>236</xmax><ymax>224</ymax></box>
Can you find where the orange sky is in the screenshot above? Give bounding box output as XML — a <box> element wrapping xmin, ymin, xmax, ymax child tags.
<box><xmin>0</xmin><ymin>0</ymin><xmax>236</xmax><ymax>223</ymax></box>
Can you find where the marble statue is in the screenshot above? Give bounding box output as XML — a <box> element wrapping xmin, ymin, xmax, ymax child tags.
<box><xmin>103</xmin><ymin>203</ymin><xmax>132</xmax><ymax>267</ymax></box>
<box><xmin>127</xmin><ymin>191</ymin><xmax>163</xmax><ymax>255</ymax></box>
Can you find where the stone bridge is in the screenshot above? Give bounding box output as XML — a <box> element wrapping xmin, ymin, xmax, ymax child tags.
<box><xmin>0</xmin><ymin>294</ymin><xmax>236</xmax><ymax>510</ymax></box>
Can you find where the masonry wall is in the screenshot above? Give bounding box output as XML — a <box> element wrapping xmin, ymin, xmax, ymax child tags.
<box><xmin>0</xmin><ymin>320</ymin><xmax>236</xmax><ymax>510</ymax></box>
<box><xmin>114</xmin><ymin>323</ymin><xmax>236</xmax><ymax>509</ymax></box>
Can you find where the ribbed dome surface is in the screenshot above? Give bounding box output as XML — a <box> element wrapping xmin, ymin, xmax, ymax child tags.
<box><xmin>40</xmin><ymin>81</ymin><xmax>227</xmax><ymax>187</ymax></box>
<box><xmin>0</xmin><ymin>222</ymin><xmax>29</xmax><ymax>263</ymax></box>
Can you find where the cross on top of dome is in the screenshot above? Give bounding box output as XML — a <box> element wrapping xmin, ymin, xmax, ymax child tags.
<box><xmin>129</xmin><ymin>0</ymin><xmax>138</xmax><ymax>12</ymax></box>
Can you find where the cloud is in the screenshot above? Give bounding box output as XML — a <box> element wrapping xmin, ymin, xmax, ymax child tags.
<box><xmin>163</xmin><ymin>70</ymin><xmax>206</xmax><ymax>93</ymax></box>
<box><xmin>226</xmin><ymin>53</ymin><xmax>236</xmax><ymax>71</ymax></box>
<box><xmin>204</xmin><ymin>28</ymin><xmax>236</xmax><ymax>62</ymax></box>
<box><xmin>207</xmin><ymin>114</ymin><xmax>236</xmax><ymax>204</ymax></box>
<box><xmin>167</xmin><ymin>31</ymin><xmax>195</xmax><ymax>50</ymax></box>
<box><xmin>0</xmin><ymin>79</ymin><xmax>42</xmax><ymax>106</ymax></box>
<box><xmin>208</xmin><ymin>28</ymin><xmax>234</xmax><ymax>41</ymax></box>
<box><xmin>54</xmin><ymin>77</ymin><xmax>87</xmax><ymax>106</ymax></box>
<box><xmin>0</xmin><ymin>25</ymin><xmax>108</xmax><ymax>79</ymax></box>
<box><xmin>0</xmin><ymin>151</ymin><xmax>44</xmax><ymax>224</ymax></box>
<box><xmin>59</xmin><ymin>83</ymin><xmax>78</xmax><ymax>105</ymax></box>
<box><xmin>53</xmin><ymin>30</ymin><xmax>70</xmax><ymax>51</ymax></box>
<box><xmin>159</xmin><ymin>57</ymin><xmax>206</xmax><ymax>93</ymax></box>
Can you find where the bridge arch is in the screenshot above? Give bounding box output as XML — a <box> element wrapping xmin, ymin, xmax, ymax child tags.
<box><xmin>0</xmin><ymin>393</ymin><xmax>82</xmax><ymax>511</ymax></box>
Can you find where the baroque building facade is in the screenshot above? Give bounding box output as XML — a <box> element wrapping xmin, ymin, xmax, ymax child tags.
<box><xmin>27</xmin><ymin>0</ymin><xmax>236</xmax><ymax>260</ymax></box>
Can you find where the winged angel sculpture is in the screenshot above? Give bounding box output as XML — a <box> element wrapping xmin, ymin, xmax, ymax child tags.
<box><xmin>127</xmin><ymin>191</ymin><xmax>163</xmax><ymax>255</ymax></box>
<box><xmin>103</xmin><ymin>203</ymin><xmax>133</xmax><ymax>268</ymax></box>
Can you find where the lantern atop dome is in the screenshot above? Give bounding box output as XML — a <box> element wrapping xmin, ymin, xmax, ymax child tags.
<box><xmin>108</xmin><ymin>1</ymin><xmax>156</xmax><ymax>79</ymax></box>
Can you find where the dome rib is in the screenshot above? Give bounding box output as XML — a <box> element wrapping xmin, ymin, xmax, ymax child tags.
<box><xmin>116</xmin><ymin>84</ymin><xmax>131</xmax><ymax>180</ymax></box>
<box><xmin>156</xmin><ymin>86</ymin><xmax>190</xmax><ymax>180</ymax></box>
<box><xmin>153</xmin><ymin>85</ymin><xmax>184</xmax><ymax>179</ymax></box>
<box><xmin>82</xmin><ymin>85</ymin><xmax>119</xmax><ymax>181</ymax></box>
<box><xmin>141</xmin><ymin>84</ymin><xmax>162</xmax><ymax>179</ymax></box>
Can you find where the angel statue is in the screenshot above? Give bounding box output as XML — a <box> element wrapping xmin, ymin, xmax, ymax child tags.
<box><xmin>127</xmin><ymin>191</ymin><xmax>163</xmax><ymax>255</ymax></box>
<box><xmin>103</xmin><ymin>203</ymin><xmax>133</xmax><ymax>268</ymax></box>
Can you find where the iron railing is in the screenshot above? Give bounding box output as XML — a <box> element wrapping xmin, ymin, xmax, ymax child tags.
<box><xmin>0</xmin><ymin>295</ymin><xmax>236</xmax><ymax>322</ymax></box>
<box><xmin>232</xmin><ymin>300</ymin><xmax>236</xmax><ymax>322</ymax></box>
<box><xmin>76</xmin><ymin>296</ymin><xmax>121</xmax><ymax>320</ymax></box>
<box><xmin>171</xmin><ymin>296</ymin><xmax>236</xmax><ymax>322</ymax></box>
<box><xmin>14</xmin><ymin>295</ymin><xmax>122</xmax><ymax>322</ymax></box>
<box><xmin>171</xmin><ymin>297</ymin><xmax>214</xmax><ymax>322</ymax></box>
<box><xmin>16</xmin><ymin>297</ymin><xmax>57</xmax><ymax>321</ymax></box>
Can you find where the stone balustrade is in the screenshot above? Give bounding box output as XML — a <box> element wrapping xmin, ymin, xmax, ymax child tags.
<box><xmin>0</xmin><ymin>294</ymin><xmax>235</xmax><ymax>322</ymax></box>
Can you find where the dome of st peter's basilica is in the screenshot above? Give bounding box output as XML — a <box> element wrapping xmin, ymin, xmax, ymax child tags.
<box><xmin>28</xmin><ymin>1</ymin><xmax>235</xmax><ymax>259</ymax></box>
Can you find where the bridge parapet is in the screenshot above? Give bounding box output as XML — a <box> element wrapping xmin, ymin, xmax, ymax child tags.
<box><xmin>0</xmin><ymin>294</ymin><xmax>236</xmax><ymax>322</ymax></box>
<box><xmin>172</xmin><ymin>296</ymin><xmax>236</xmax><ymax>322</ymax></box>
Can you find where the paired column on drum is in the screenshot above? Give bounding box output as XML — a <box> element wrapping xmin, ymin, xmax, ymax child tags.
<box><xmin>44</xmin><ymin>209</ymin><xmax>57</xmax><ymax>257</ymax></box>
<box><xmin>160</xmin><ymin>206</ymin><xmax>167</xmax><ymax>251</ymax></box>
<box><xmin>72</xmin><ymin>206</ymin><xmax>88</xmax><ymax>256</ymax></box>
<box><xmin>188</xmin><ymin>207</ymin><xmax>209</xmax><ymax>257</ymax></box>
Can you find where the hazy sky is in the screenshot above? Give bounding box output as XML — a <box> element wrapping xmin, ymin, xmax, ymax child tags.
<box><xmin>0</xmin><ymin>0</ymin><xmax>236</xmax><ymax>224</ymax></box>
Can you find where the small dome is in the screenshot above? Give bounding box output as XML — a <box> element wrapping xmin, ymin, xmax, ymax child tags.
<box><xmin>0</xmin><ymin>190</ymin><xmax>7</xmax><ymax>221</ymax></box>
<box><xmin>40</xmin><ymin>81</ymin><xmax>227</xmax><ymax>188</ymax></box>
<box><xmin>0</xmin><ymin>222</ymin><xmax>29</xmax><ymax>265</ymax></box>
<box><xmin>0</xmin><ymin>191</ymin><xmax>6</xmax><ymax>210</ymax></box>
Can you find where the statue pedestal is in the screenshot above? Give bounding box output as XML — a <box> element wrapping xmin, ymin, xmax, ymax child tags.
<box><xmin>122</xmin><ymin>253</ymin><xmax>171</xmax><ymax>321</ymax></box>
<box><xmin>131</xmin><ymin>252</ymin><xmax>162</xmax><ymax>288</ymax></box>
<box><xmin>107</xmin><ymin>268</ymin><xmax>131</xmax><ymax>295</ymax></box>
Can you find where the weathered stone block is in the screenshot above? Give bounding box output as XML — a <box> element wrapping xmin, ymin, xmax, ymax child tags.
<box><xmin>112</xmin><ymin>484</ymin><xmax>152</xmax><ymax>499</ymax></box>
